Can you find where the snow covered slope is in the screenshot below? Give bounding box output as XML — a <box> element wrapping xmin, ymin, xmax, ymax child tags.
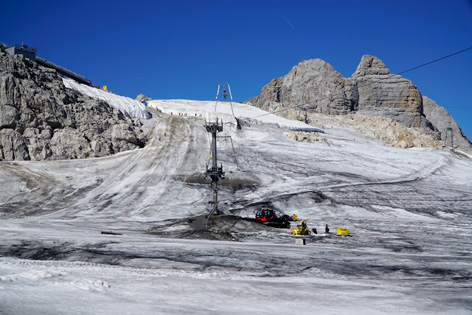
<box><xmin>149</xmin><ymin>99</ymin><xmax>321</xmax><ymax>131</ymax></box>
<box><xmin>0</xmin><ymin>98</ymin><xmax>471</xmax><ymax>314</ymax></box>
<box><xmin>63</xmin><ymin>78</ymin><xmax>150</xmax><ymax>119</ymax></box>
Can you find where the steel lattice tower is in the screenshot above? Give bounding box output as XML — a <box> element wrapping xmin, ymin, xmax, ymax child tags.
<box><xmin>205</xmin><ymin>118</ymin><xmax>225</xmax><ymax>217</ymax></box>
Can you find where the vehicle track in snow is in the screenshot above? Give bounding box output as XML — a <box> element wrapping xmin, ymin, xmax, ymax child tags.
<box><xmin>54</xmin><ymin>113</ymin><xmax>212</xmax><ymax>220</ymax></box>
<box><xmin>226</xmin><ymin>126</ymin><xmax>452</xmax><ymax>216</ymax></box>
<box><xmin>321</xmin><ymin>151</ymin><xmax>448</xmax><ymax>190</ymax></box>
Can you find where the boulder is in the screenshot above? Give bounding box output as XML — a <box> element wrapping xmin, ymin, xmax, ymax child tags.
<box><xmin>136</xmin><ymin>94</ymin><xmax>151</xmax><ymax>103</ymax></box>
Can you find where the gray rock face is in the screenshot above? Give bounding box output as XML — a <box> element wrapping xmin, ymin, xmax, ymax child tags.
<box><xmin>422</xmin><ymin>96</ymin><xmax>472</xmax><ymax>151</ymax></box>
<box><xmin>248</xmin><ymin>59</ymin><xmax>358</xmax><ymax>115</ymax></box>
<box><xmin>0</xmin><ymin>48</ymin><xmax>147</xmax><ymax>161</ymax></box>
<box><xmin>248</xmin><ymin>55</ymin><xmax>471</xmax><ymax>151</ymax></box>
<box><xmin>352</xmin><ymin>55</ymin><xmax>390</xmax><ymax>76</ymax></box>
<box><xmin>352</xmin><ymin>55</ymin><xmax>430</xmax><ymax>129</ymax></box>
<box><xmin>136</xmin><ymin>94</ymin><xmax>151</xmax><ymax>103</ymax></box>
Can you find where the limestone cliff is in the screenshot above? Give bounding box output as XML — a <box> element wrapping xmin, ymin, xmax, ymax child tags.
<box><xmin>248</xmin><ymin>55</ymin><xmax>470</xmax><ymax>151</ymax></box>
<box><xmin>352</xmin><ymin>55</ymin><xmax>432</xmax><ymax>129</ymax></box>
<box><xmin>0</xmin><ymin>48</ymin><xmax>147</xmax><ymax>161</ymax></box>
<box><xmin>248</xmin><ymin>59</ymin><xmax>358</xmax><ymax>115</ymax></box>
<box><xmin>422</xmin><ymin>96</ymin><xmax>472</xmax><ymax>151</ymax></box>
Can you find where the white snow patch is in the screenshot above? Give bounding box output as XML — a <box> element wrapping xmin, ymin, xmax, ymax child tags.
<box><xmin>148</xmin><ymin>99</ymin><xmax>317</xmax><ymax>130</ymax></box>
<box><xmin>62</xmin><ymin>78</ymin><xmax>150</xmax><ymax>119</ymax></box>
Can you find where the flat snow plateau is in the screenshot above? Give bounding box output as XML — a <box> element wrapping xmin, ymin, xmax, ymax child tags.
<box><xmin>0</xmin><ymin>89</ymin><xmax>471</xmax><ymax>314</ymax></box>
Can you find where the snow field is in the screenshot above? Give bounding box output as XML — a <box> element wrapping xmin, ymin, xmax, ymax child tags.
<box><xmin>0</xmin><ymin>88</ymin><xmax>471</xmax><ymax>314</ymax></box>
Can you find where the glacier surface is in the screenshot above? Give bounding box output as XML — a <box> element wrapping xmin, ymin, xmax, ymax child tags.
<box><xmin>0</xmin><ymin>86</ymin><xmax>471</xmax><ymax>314</ymax></box>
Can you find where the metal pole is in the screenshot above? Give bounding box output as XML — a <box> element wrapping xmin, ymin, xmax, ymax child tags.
<box><xmin>215</xmin><ymin>86</ymin><xmax>220</xmax><ymax>112</ymax></box>
<box><xmin>227</xmin><ymin>84</ymin><xmax>235</xmax><ymax>117</ymax></box>
<box><xmin>204</xmin><ymin>118</ymin><xmax>225</xmax><ymax>226</ymax></box>
<box><xmin>215</xmin><ymin>84</ymin><xmax>235</xmax><ymax>117</ymax></box>
<box><xmin>212</xmin><ymin>122</ymin><xmax>219</xmax><ymax>214</ymax></box>
<box><xmin>212</xmin><ymin>121</ymin><xmax>218</xmax><ymax>168</ymax></box>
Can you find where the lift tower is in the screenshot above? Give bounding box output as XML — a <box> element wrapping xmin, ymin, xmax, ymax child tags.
<box><xmin>205</xmin><ymin>118</ymin><xmax>225</xmax><ymax>216</ymax></box>
<box><xmin>215</xmin><ymin>83</ymin><xmax>235</xmax><ymax>117</ymax></box>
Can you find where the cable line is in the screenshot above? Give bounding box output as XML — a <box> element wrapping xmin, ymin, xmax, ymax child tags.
<box><xmin>397</xmin><ymin>46</ymin><xmax>472</xmax><ymax>75</ymax></box>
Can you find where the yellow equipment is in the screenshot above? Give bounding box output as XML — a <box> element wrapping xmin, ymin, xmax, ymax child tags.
<box><xmin>291</xmin><ymin>220</ymin><xmax>310</xmax><ymax>235</ymax></box>
<box><xmin>337</xmin><ymin>228</ymin><xmax>350</xmax><ymax>236</ymax></box>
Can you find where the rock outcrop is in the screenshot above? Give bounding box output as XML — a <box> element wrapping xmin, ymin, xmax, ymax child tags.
<box><xmin>287</xmin><ymin>131</ymin><xmax>333</xmax><ymax>145</ymax></box>
<box><xmin>0</xmin><ymin>48</ymin><xmax>147</xmax><ymax>161</ymax></box>
<box><xmin>422</xmin><ymin>96</ymin><xmax>472</xmax><ymax>151</ymax></box>
<box><xmin>136</xmin><ymin>94</ymin><xmax>151</xmax><ymax>103</ymax></box>
<box><xmin>248</xmin><ymin>55</ymin><xmax>471</xmax><ymax>151</ymax></box>
<box><xmin>248</xmin><ymin>59</ymin><xmax>358</xmax><ymax>115</ymax></box>
<box><xmin>351</xmin><ymin>55</ymin><xmax>431</xmax><ymax>129</ymax></box>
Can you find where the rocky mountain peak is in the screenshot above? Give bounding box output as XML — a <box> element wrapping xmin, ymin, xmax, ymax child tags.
<box><xmin>295</xmin><ymin>58</ymin><xmax>336</xmax><ymax>73</ymax></box>
<box><xmin>352</xmin><ymin>55</ymin><xmax>390</xmax><ymax>77</ymax></box>
<box><xmin>136</xmin><ymin>94</ymin><xmax>151</xmax><ymax>103</ymax></box>
<box><xmin>247</xmin><ymin>58</ymin><xmax>358</xmax><ymax>116</ymax></box>
<box><xmin>247</xmin><ymin>54</ymin><xmax>472</xmax><ymax>152</ymax></box>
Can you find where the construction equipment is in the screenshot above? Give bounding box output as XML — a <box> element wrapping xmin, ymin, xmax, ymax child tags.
<box><xmin>254</xmin><ymin>208</ymin><xmax>290</xmax><ymax>228</ymax></box>
<box><xmin>337</xmin><ymin>228</ymin><xmax>350</xmax><ymax>236</ymax></box>
<box><xmin>291</xmin><ymin>220</ymin><xmax>311</xmax><ymax>235</ymax></box>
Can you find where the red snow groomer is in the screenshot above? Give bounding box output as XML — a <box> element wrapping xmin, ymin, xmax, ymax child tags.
<box><xmin>254</xmin><ymin>208</ymin><xmax>290</xmax><ymax>228</ymax></box>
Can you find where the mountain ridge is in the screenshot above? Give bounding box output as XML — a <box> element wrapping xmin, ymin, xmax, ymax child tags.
<box><xmin>247</xmin><ymin>55</ymin><xmax>472</xmax><ymax>152</ymax></box>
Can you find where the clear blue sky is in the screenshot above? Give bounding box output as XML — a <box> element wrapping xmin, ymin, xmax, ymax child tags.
<box><xmin>1</xmin><ymin>0</ymin><xmax>471</xmax><ymax>140</ymax></box>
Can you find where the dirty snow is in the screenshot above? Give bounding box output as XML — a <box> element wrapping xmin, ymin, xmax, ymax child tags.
<box><xmin>0</xmin><ymin>88</ymin><xmax>471</xmax><ymax>314</ymax></box>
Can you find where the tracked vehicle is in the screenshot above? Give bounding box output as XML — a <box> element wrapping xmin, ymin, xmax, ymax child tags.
<box><xmin>254</xmin><ymin>208</ymin><xmax>290</xmax><ymax>228</ymax></box>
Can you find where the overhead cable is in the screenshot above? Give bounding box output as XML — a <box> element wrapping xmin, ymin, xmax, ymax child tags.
<box><xmin>397</xmin><ymin>45</ymin><xmax>472</xmax><ymax>75</ymax></box>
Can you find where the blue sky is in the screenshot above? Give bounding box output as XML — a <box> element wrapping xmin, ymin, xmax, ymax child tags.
<box><xmin>1</xmin><ymin>0</ymin><xmax>471</xmax><ymax>140</ymax></box>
